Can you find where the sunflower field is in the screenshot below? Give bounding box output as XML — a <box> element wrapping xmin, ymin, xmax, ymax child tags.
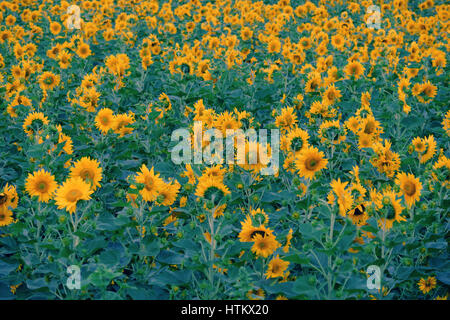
<box><xmin>0</xmin><ymin>0</ymin><xmax>449</xmax><ymax>301</ymax></box>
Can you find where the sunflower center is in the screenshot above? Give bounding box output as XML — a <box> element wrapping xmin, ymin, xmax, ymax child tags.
<box><xmin>404</xmin><ymin>181</ymin><xmax>416</xmax><ymax>196</ymax></box>
<box><xmin>37</xmin><ymin>182</ymin><xmax>48</xmax><ymax>192</ymax></box>
<box><xmin>364</xmin><ymin>121</ymin><xmax>375</xmax><ymax>134</ymax></box>
<box><xmin>101</xmin><ymin>116</ymin><xmax>110</xmax><ymax>125</ymax></box>
<box><xmin>305</xmin><ymin>158</ymin><xmax>318</xmax><ymax>170</ymax></box>
<box><xmin>144</xmin><ymin>176</ymin><xmax>154</xmax><ymax>191</ymax></box>
<box><xmin>80</xmin><ymin>169</ymin><xmax>94</xmax><ymax>181</ymax></box>
<box><xmin>67</xmin><ymin>189</ymin><xmax>82</xmax><ymax>202</ymax></box>
<box><xmin>291</xmin><ymin>137</ymin><xmax>303</xmax><ymax>151</ymax></box>
<box><xmin>353</xmin><ymin>204</ymin><xmax>365</xmax><ymax>216</ymax></box>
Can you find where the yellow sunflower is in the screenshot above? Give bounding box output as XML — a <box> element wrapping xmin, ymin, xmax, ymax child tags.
<box><xmin>156</xmin><ymin>181</ymin><xmax>180</xmax><ymax>207</ymax></box>
<box><xmin>69</xmin><ymin>157</ymin><xmax>103</xmax><ymax>191</ymax></box>
<box><xmin>195</xmin><ymin>175</ymin><xmax>230</xmax><ymax>202</ymax></box>
<box><xmin>22</xmin><ymin>112</ymin><xmax>49</xmax><ymax>137</ymax></box>
<box><xmin>95</xmin><ymin>108</ymin><xmax>116</xmax><ymax>134</ymax></box>
<box><xmin>344</xmin><ymin>60</ymin><xmax>365</xmax><ymax>79</ymax></box>
<box><xmin>395</xmin><ymin>172</ymin><xmax>422</xmax><ymax>208</ymax></box>
<box><xmin>0</xmin><ymin>205</ymin><xmax>14</xmax><ymax>227</ymax></box>
<box><xmin>25</xmin><ymin>169</ymin><xmax>58</xmax><ymax>203</ymax></box>
<box><xmin>251</xmin><ymin>233</ymin><xmax>281</xmax><ymax>258</ymax></box>
<box><xmin>38</xmin><ymin>72</ymin><xmax>60</xmax><ymax>91</ymax></box>
<box><xmin>0</xmin><ymin>184</ymin><xmax>18</xmax><ymax>209</ymax></box>
<box><xmin>76</xmin><ymin>42</ymin><xmax>91</xmax><ymax>59</ymax></box>
<box><xmin>284</xmin><ymin>127</ymin><xmax>309</xmax><ymax>154</ymax></box>
<box><xmin>135</xmin><ymin>164</ymin><xmax>164</xmax><ymax>202</ymax></box>
<box><xmin>376</xmin><ymin>191</ymin><xmax>405</xmax><ymax>231</ymax></box>
<box><xmin>418</xmin><ymin>276</ymin><xmax>437</xmax><ymax>294</ymax></box>
<box><xmin>295</xmin><ymin>146</ymin><xmax>328</xmax><ymax>180</ymax></box>
<box><xmin>265</xmin><ymin>255</ymin><xmax>290</xmax><ymax>279</ymax></box>
<box><xmin>113</xmin><ymin>113</ymin><xmax>135</xmax><ymax>137</ymax></box>
<box><xmin>54</xmin><ymin>177</ymin><xmax>93</xmax><ymax>214</ymax></box>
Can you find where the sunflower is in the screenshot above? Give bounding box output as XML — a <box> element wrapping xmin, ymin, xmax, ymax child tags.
<box><xmin>344</xmin><ymin>60</ymin><xmax>365</xmax><ymax>79</ymax></box>
<box><xmin>421</xmin><ymin>81</ymin><xmax>437</xmax><ymax>98</ymax></box>
<box><xmin>376</xmin><ymin>190</ymin><xmax>405</xmax><ymax>231</ymax></box>
<box><xmin>76</xmin><ymin>42</ymin><xmax>91</xmax><ymax>59</ymax></box>
<box><xmin>395</xmin><ymin>172</ymin><xmax>422</xmax><ymax>208</ymax></box>
<box><xmin>156</xmin><ymin>181</ymin><xmax>180</xmax><ymax>206</ymax></box>
<box><xmin>54</xmin><ymin>177</ymin><xmax>93</xmax><ymax>214</ymax></box>
<box><xmin>113</xmin><ymin>113</ymin><xmax>135</xmax><ymax>137</ymax></box>
<box><xmin>251</xmin><ymin>233</ymin><xmax>281</xmax><ymax>258</ymax></box>
<box><xmin>236</xmin><ymin>140</ymin><xmax>272</xmax><ymax>174</ymax></box>
<box><xmin>58</xmin><ymin>50</ymin><xmax>72</xmax><ymax>69</ymax></box>
<box><xmin>295</xmin><ymin>146</ymin><xmax>328</xmax><ymax>180</ymax></box>
<box><xmin>265</xmin><ymin>255</ymin><xmax>289</xmax><ymax>279</ymax></box>
<box><xmin>195</xmin><ymin>175</ymin><xmax>230</xmax><ymax>203</ymax></box>
<box><xmin>275</xmin><ymin>107</ymin><xmax>298</xmax><ymax>131</ymax></box>
<box><xmin>38</xmin><ymin>72</ymin><xmax>60</xmax><ymax>91</ymax></box>
<box><xmin>412</xmin><ymin>136</ymin><xmax>426</xmax><ymax>153</ymax></box>
<box><xmin>323</xmin><ymin>84</ymin><xmax>342</xmax><ymax>104</ymax></box>
<box><xmin>135</xmin><ymin>164</ymin><xmax>164</xmax><ymax>202</ymax></box>
<box><xmin>419</xmin><ymin>135</ymin><xmax>436</xmax><ymax>163</ymax></box>
<box><xmin>319</xmin><ymin>120</ymin><xmax>346</xmax><ymax>144</ymax></box>
<box><xmin>0</xmin><ymin>184</ymin><xmax>18</xmax><ymax>209</ymax></box>
<box><xmin>370</xmin><ymin>140</ymin><xmax>401</xmax><ymax>178</ymax></box>
<box><xmin>348</xmin><ymin>202</ymin><xmax>369</xmax><ymax>226</ymax></box>
<box><xmin>69</xmin><ymin>157</ymin><xmax>103</xmax><ymax>191</ymax></box>
<box><xmin>250</xmin><ymin>208</ymin><xmax>269</xmax><ymax>225</ymax></box>
<box><xmin>345</xmin><ymin>116</ymin><xmax>360</xmax><ymax>133</ymax></box>
<box><xmin>22</xmin><ymin>112</ymin><xmax>49</xmax><ymax>137</ymax></box>
<box><xmin>267</xmin><ymin>37</ymin><xmax>281</xmax><ymax>53</ymax></box>
<box><xmin>0</xmin><ymin>205</ymin><xmax>13</xmax><ymax>227</ymax></box>
<box><xmin>95</xmin><ymin>108</ymin><xmax>116</xmax><ymax>134</ymax></box>
<box><xmin>213</xmin><ymin>111</ymin><xmax>240</xmax><ymax>135</ymax></box>
<box><xmin>25</xmin><ymin>169</ymin><xmax>58</xmax><ymax>203</ymax></box>
<box><xmin>180</xmin><ymin>164</ymin><xmax>196</xmax><ymax>184</ymax></box>
<box><xmin>238</xmin><ymin>216</ymin><xmax>274</xmax><ymax>242</ymax></box>
<box><xmin>50</xmin><ymin>21</ymin><xmax>61</xmax><ymax>35</ymax></box>
<box><xmin>284</xmin><ymin>127</ymin><xmax>309</xmax><ymax>154</ymax></box>
<box><xmin>329</xmin><ymin>178</ymin><xmax>353</xmax><ymax>216</ymax></box>
<box><xmin>202</xmin><ymin>165</ymin><xmax>226</xmax><ymax>180</ymax></box>
<box><xmin>358</xmin><ymin>133</ymin><xmax>373</xmax><ymax>149</ymax></box>
<box><xmin>359</xmin><ymin>114</ymin><xmax>383</xmax><ymax>138</ymax></box>
<box><xmin>418</xmin><ymin>276</ymin><xmax>437</xmax><ymax>294</ymax></box>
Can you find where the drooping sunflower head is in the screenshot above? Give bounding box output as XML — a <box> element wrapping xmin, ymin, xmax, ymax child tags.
<box><xmin>195</xmin><ymin>175</ymin><xmax>230</xmax><ymax>205</ymax></box>
<box><xmin>23</xmin><ymin>112</ymin><xmax>49</xmax><ymax>137</ymax></box>
<box><xmin>286</xmin><ymin>127</ymin><xmax>309</xmax><ymax>153</ymax></box>
<box><xmin>377</xmin><ymin>191</ymin><xmax>405</xmax><ymax>231</ymax></box>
